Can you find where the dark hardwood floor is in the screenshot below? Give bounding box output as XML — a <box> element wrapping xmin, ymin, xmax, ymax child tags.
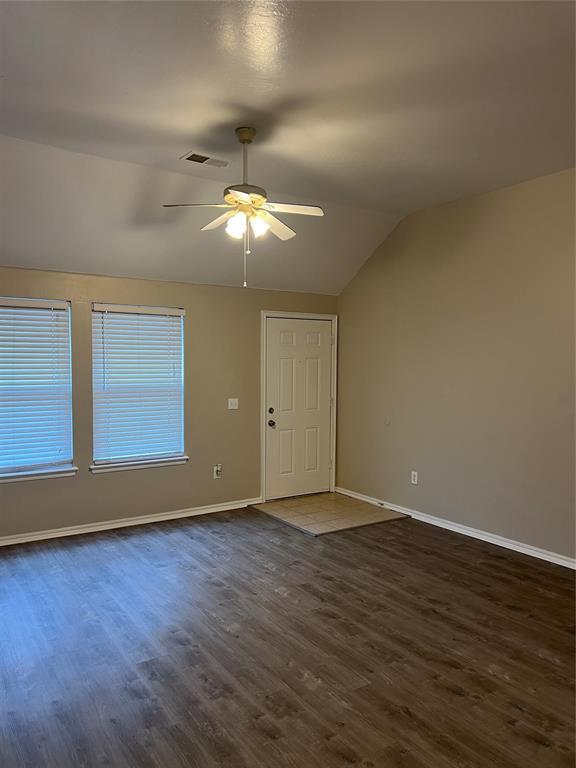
<box><xmin>0</xmin><ymin>509</ymin><xmax>573</xmax><ymax>767</ymax></box>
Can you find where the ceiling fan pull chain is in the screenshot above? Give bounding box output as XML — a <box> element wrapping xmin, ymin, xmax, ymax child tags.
<box><xmin>243</xmin><ymin>228</ymin><xmax>249</xmax><ymax>287</ymax></box>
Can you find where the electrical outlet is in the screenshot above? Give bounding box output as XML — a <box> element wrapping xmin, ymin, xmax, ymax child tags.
<box><xmin>227</xmin><ymin>398</ymin><xmax>239</xmax><ymax>410</ymax></box>
<box><xmin>213</xmin><ymin>464</ymin><xmax>222</xmax><ymax>480</ymax></box>
<box><xmin>410</xmin><ymin>470</ymin><xmax>418</xmax><ymax>485</ymax></box>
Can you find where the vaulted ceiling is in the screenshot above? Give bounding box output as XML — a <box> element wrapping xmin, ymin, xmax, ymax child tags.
<box><xmin>1</xmin><ymin>1</ymin><xmax>574</xmax><ymax>293</ymax></box>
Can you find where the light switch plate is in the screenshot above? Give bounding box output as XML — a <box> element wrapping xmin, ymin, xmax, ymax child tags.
<box><xmin>228</xmin><ymin>398</ymin><xmax>239</xmax><ymax>410</ymax></box>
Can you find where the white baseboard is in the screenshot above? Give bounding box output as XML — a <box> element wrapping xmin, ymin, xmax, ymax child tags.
<box><xmin>5</xmin><ymin>488</ymin><xmax>573</xmax><ymax>571</ymax></box>
<box><xmin>0</xmin><ymin>496</ymin><xmax>263</xmax><ymax>549</ymax></box>
<box><xmin>335</xmin><ymin>487</ymin><xmax>575</xmax><ymax>570</ymax></box>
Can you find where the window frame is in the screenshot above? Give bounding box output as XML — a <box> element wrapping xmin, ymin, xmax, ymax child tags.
<box><xmin>0</xmin><ymin>296</ymin><xmax>77</xmax><ymax>483</ymax></box>
<box><xmin>89</xmin><ymin>302</ymin><xmax>188</xmax><ymax>473</ymax></box>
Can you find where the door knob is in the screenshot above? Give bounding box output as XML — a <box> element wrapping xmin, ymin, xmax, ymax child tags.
<box><xmin>268</xmin><ymin>420</ymin><xmax>276</xmax><ymax>428</ymax></box>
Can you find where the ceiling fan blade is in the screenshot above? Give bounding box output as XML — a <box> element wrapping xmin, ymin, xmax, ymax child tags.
<box><xmin>163</xmin><ymin>203</ymin><xmax>231</xmax><ymax>208</ymax></box>
<box><xmin>263</xmin><ymin>202</ymin><xmax>324</xmax><ymax>217</ymax></box>
<box><xmin>260</xmin><ymin>211</ymin><xmax>297</xmax><ymax>241</ymax></box>
<box><xmin>201</xmin><ymin>211</ymin><xmax>235</xmax><ymax>231</ymax></box>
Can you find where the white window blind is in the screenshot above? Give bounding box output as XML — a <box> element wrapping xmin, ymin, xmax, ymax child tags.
<box><xmin>0</xmin><ymin>298</ymin><xmax>73</xmax><ymax>475</ymax></box>
<box><xmin>92</xmin><ymin>304</ymin><xmax>185</xmax><ymax>465</ymax></box>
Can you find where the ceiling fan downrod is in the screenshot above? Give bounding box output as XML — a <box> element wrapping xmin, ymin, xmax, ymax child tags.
<box><xmin>235</xmin><ymin>126</ymin><xmax>256</xmax><ymax>187</ymax></box>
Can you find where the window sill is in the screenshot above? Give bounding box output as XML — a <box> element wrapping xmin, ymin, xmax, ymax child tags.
<box><xmin>89</xmin><ymin>456</ymin><xmax>189</xmax><ymax>474</ymax></box>
<box><xmin>0</xmin><ymin>465</ymin><xmax>78</xmax><ymax>484</ymax></box>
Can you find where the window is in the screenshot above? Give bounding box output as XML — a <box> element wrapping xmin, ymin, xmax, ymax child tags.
<box><xmin>91</xmin><ymin>303</ymin><xmax>186</xmax><ymax>471</ymax></box>
<box><xmin>0</xmin><ymin>298</ymin><xmax>75</xmax><ymax>481</ymax></box>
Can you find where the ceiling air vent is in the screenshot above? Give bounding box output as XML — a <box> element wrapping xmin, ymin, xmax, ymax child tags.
<box><xmin>181</xmin><ymin>151</ymin><xmax>228</xmax><ymax>168</ymax></box>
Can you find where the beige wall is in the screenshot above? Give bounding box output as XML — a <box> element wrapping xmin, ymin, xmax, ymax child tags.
<box><xmin>337</xmin><ymin>170</ymin><xmax>575</xmax><ymax>558</ymax></box>
<box><xmin>2</xmin><ymin>171</ymin><xmax>573</xmax><ymax>555</ymax></box>
<box><xmin>0</xmin><ymin>268</ymin><xmax>336</xmax><ymax>537</ymax></box>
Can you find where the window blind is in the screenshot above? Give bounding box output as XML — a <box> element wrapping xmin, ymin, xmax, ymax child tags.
<box><xmin>92</xmin><ymin>305</ymin><xmax>184</xmax><ymax>464</ymax></box>
<box><xmin>0</xmin><ymin>298</ymin><xmax>73</xmax><ymax>474</ymax></box>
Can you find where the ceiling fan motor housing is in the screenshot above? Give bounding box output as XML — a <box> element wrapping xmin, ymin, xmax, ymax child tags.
<box><xmin>224</xmin><ymin>184</ymin><xmax>267</xmax><ymax>207</ymax></box>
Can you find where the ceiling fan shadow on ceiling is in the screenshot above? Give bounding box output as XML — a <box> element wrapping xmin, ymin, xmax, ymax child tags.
<box><xmin>163</xmin><ymin>126</ymin><xmax>324</xmax><ymax>287</ymax></box>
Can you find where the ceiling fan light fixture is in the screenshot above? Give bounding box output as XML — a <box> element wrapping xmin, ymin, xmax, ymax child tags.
<box><xmin>225</xmin><ymin>211</ymin><xmax>247</xmax><ymax>239</ymax></box>
<box><xmin>163</xmin><ymin>127</ymin><xmax>324</xmax><ymax>286</ymax></box>
<box><xmin>250</xmin><ymin>213</ymin><xmax>270</xmax><ymax>238</ymax></box>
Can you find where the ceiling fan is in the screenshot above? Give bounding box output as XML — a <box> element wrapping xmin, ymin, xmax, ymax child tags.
<box><xmin>163</xmin><ymin>126</ymin><xmax>324</xmax><ymax>286</ymax></box>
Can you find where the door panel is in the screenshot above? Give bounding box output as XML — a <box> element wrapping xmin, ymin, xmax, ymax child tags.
<box><xmin>265</xmin><ymin>317</ymin><xmax>333</xmax><ymax>499</ymax></box>
<box><xmin>279</xmin><ymin>358</ymin><xmax>295</xmax><ymax>412</ymax></box>
<box><xmin>279</xmin><ymin>429</ymin><xmax>295</xmax><ymax>474</ymax></box>
<box><xmin>304</xmin><ymin>427</ymin><xmax>320</xmax><ymax>471</ymax></box>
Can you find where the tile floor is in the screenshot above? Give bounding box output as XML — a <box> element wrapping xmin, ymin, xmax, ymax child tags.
<box><xmin>252</xmin><ymin>491</ymin><xmax>406</xmax><ymax>535</ymax></box>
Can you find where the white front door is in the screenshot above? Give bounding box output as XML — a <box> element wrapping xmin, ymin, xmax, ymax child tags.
<box><xmin>265</xmin><ymin>316</ymin><xmax>333</xmax><ymax>500</ymax></box>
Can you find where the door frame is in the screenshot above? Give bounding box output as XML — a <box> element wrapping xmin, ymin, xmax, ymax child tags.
<box><xmin>260</xmin><ymin>310</ymin><xmax>338</xmax><ymax>502</ymax></box>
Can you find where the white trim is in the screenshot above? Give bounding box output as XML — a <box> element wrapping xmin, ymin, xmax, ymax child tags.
<box><xmin>331</xmin><ymin>315</ymin><xmax>338</xmax><ymax>492</ymax></box>
<box><xmin>0</xmin><ymin>465</ymin><xmax>78</xmax><ymax>483</ymax></box>
<box><xmin>92</xmin><ymin>302</ymin><xmax>185</xmax><ymax>316</ymax></box>
<box><xmin>260</xmin><ymin>310</ymin><xmax>338</xmax><ymax>502</ymax></box>
<box><xmin>90</xmin><ymin>456</ymin><xmax>189</xmax><ymax>473</ymax></box>
<box><xmin>0</xmin><ymin>496</ymin><xmax>264</xmax><ymax>548</ymax></box>
<box><xmin>0</xmin><ymin>297</ymin><xmax>69</xmax><ymax>310</ymax></box>
<box><xmin>261</xmin><ymin>311</ymin><xmax>338</xmax><ymax>321</ymax></box>
<box><xmin>335</xmin><ymin>487</ymin><xmax>576</xmax><ymax>570</ymax></box>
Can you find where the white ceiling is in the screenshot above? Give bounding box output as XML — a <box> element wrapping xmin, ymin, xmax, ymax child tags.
<box><xmin>0</xmin><ymin>1</ymin><xmax>574</xmax><ymax>293</ymax></box>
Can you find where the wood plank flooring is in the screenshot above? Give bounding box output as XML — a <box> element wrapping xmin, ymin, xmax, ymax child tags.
<box><xmin>0</xmin><ymin>509</ymin><xmax>573</xmax><ymax>767</ymax></box>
